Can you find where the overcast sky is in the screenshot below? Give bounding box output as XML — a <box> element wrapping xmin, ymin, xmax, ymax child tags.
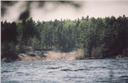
<box><xmin>1</xmin><ymin>0</ymin><xmax>128</xmax><ymax>22</ymax></box>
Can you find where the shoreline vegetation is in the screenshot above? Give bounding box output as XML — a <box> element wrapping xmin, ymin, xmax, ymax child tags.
<box><xmin>1</xmin><ymin>15</ymin><xmax>128</xmax><ymax>62</ymax></box>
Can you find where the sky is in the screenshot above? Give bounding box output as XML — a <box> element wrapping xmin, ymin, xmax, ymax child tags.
<box><xmin>1</xmin><ymin>0</ymin><xmax>128</xmax><ymax>22</ymax></box>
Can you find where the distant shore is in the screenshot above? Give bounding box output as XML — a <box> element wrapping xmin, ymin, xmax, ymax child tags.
<box><xmin>2</xmin><ymin>49</ymin><xmax>128</xmax><ymax>62</ymax></box>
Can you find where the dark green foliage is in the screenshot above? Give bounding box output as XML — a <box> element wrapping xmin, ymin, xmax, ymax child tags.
<box><xmin>1</xmin><ymin>15</ymin><xmax>128</xmax><ymax>61</ymax></box>
<box><xmin>1</xmin><ymin>21</ymin><xmax>18</xmax><ymax>61</ymax></box>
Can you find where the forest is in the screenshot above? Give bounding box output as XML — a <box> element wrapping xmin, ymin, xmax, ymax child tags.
<box><xmin>1</xmin><ymin>15</ymin><xmax>128</xmax><ymax>61</ymax></box>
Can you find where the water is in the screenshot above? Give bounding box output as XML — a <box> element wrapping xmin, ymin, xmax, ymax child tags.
<box><xmin>1</xmin><ymin>59</ymin><xmax>128</xmax><ymax>83</ymax></box>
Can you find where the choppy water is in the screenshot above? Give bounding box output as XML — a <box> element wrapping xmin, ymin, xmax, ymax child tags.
<box><xmin>1</xmin><ymin>59</ymin><xmax>128</xmax><ymax>83</ymax></box>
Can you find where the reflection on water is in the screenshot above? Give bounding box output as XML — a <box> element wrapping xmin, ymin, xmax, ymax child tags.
<box><xmin>1</xmin><ymin>59</ymin><xmax>128</xmax><ymax>83</ymax></box>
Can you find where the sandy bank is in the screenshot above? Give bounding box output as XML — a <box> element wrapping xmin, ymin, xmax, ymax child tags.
<box><xmin>18</xmin><ymin>49</ymin><xmax>85</xmax><ymax>61</ymax></box>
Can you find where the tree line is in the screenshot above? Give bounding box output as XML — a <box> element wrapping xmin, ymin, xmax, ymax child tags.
<box><xmin>1</xmin><ymin>15</ymin><xmax>128</xmax><ymax>61</ymax></box>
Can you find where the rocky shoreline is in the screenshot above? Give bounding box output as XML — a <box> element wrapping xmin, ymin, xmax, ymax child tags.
<box><xmin>2</xmin><ymin>49</ymin><xmax>128</xmax><ymax>62</ymax></box>
<box><xmin>2</xmin><ymin>49</ymin><xmax>85</xmax><ymax>62</ymax></box>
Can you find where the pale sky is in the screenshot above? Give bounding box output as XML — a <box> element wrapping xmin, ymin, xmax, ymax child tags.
<box><xmin>1</xmin><ymin>0</ymin><xmax>128</xmax><ymax>22</ymax></box>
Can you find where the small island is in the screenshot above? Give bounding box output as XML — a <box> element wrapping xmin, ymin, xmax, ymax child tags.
<box><xmin>1</xmin><ymin>16</ymin><xmax>128</xmax><ymax>62</ymax></box>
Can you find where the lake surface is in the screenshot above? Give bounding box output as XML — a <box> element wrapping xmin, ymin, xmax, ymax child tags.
<box><xmin>1</xmin><ymin>59</ymin><xmax>128</xmax><ymax>83</ymax></box>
